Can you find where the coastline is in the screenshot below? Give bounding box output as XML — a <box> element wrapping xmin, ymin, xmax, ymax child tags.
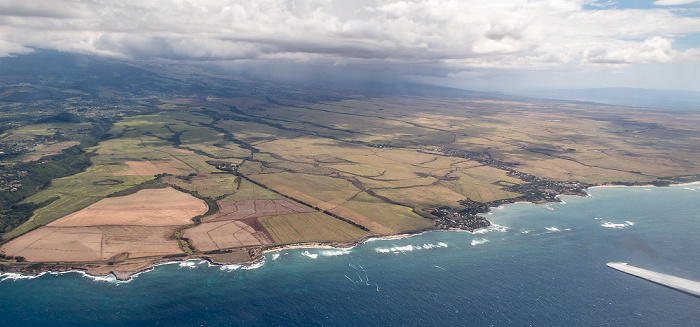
<box><xmin>2</xmin><ymin>180</ymin><xmax>698</xmax><ymax>282</ymax></box>
<box><xmin>589</xmin><ymin>180</ymin><xmax>700</xmax><ymax>189</ymax></box>
<box><xmin>0</xmin><ymin>229</ymin><xmax>434</xmax><ymax>282</ymax></box>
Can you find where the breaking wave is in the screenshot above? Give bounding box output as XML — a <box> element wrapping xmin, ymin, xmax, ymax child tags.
<box><xmin>301</xmin><ymin>251</ymin><xmax>318</xmax><ymax>259</ymax></box>
<box><xmin>0</xmin><ymin>272</ymin><xmax>47</xmax><ymax>282</ymax></box>
<box><xmin>601</xmin><ymin>220</ymin><xmax>635</xmax><ymax>229</ymax></box>
<box><xmin>179</xmin><ymin>261</ymin><xmax>198</xmax><ymax>268</ymax></box>
<box><xmin>321</xmin><ymin>249</ymin><xmax>351</xmax><ymax>256</ymax></box>
<box><xmin>596</xmin><ymin>216</ymin><xmax>635</xmax><ymax>229</ymax></box>
<box><xmin>601</xmin><ymin>222</ymin><xmax>626</xmax><ymax>228</ymax></box>
<box><xmin>219</xmin><ymin>258</ymin><xmax>265</xmax><ymax>271</ymax></box>
<box><xmin>472</xmin><ymin>224</ymin><xmax>508</xmax><ymax>234</ymax></box>
<box><xmin>374</xmin><ymin>242</ymin><xmax>448</xmax><ymax>254</ymax></box>
<box><xmin>364</xmin><ymin>233</ymin><xmax>424</xmax><ymax>243</ymax></box>
<box><xmin>470</xmin><ymin>238</ymin><xmax>489</xmax><ymax>246</ymax></box>
<box><xmin>1</xmin><ymin>270</ymin><xmax>120</xmax><ymax>284</ymax></box>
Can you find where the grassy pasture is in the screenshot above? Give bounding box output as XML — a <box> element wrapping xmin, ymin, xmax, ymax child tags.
<box><xmin>260</xmin><ymin>212</ymin><xmax>370</xmax><ymax>244</ymax></box>
<box><xmin>438</xmin><ymin>165</ymin><xmax>522</xmax><ymax>202</ymax></box>
<box><xmin>163</xmin><ymin>173</ymin><xmax>240</xmax><ymax>199</ymax></box>
<box><xmin>221</xmin><ymin>179</ymin><xmax>284</xmax><ymax>201</ymax></box>
<box><xmin>6</xmin><ymin>167</ymin><xmax>151</xmax><ymax>239</ymax></box>
<box><xmin>1</xmin><ymin>123</ymin><xmax>89</xmax><ymax>141</ymax></box>
<box><xmin>354</xmin><ymin>175</ymin><xmax>437</xmax><ymax>189</ymax></box>
<box><xmin>4</xmin><ymin>114</ymin><xmax>234</xmax><ymax>239</ymax></box>
<box><xmin>177</xmin><ymin>125</ymin><xmax>250</xmax><ymax>159</ymax></box>
<box><xmin>251</xmin><ymin>172</ymin><xmax>360</xmax><ymax>211</ymax></box>
<box><xmin>255</xmin><ymin>137</ymin><xmax>365</xmax><ymax>164</ymax></box>
<box><xmin>21</xmin><ymin>141</ymin><xmax>80</xmax><ymax>162</ymax></box>
<box><xmin>373</xmin><ymin>185</ymin><xmax>466</xmax><ymax>210</ymax></box>
<box><xmin>237</xmin><ymin>160</ymin><xmax>264</xmax><ymax>175</ymax></box>
<box><xmin>7</xmin><ymin>81</ymin><xmax>700</xmax><ymax>249</ymax></box>
<box><xmin>216</xmin><ymin>120</ymin><xmax>305</xmax><ymax>144</ymax></box>
<box><xmin>333</xmin><ymin>192</ymin><xmax>432</xmax><ymax>233</ymax></box>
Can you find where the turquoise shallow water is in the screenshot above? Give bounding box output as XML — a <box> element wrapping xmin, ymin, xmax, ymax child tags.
<box><xmin>1</xmin><ymin>184</ymin><xmax>699</xmax><ymax>326</ymax></box>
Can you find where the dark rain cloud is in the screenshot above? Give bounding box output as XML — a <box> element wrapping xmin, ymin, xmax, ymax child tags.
<box><xmin>0</xmin><ymin>0</ymin><xmax>699</xmax><ymax>90</ymax></box>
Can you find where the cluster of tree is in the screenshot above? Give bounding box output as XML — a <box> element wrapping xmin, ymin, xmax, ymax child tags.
<box><xmin>0</xmin><ymin>198</ymin><xmax>58</xmax><ymax>235</ymax></box>
<box><xmin>0</xmin><ymin>147</ymin><xmax>93</xmax><ymax>237</ymax></box>
<box><xmin>0</xmin><ymin>252</ymin><xmax>25</xmax><ymax>262</ymax></box>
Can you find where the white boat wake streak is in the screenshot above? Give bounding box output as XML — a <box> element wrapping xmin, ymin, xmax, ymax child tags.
<box><xmin>607</xmin><ymin>262</ymin><xmax>700</xmax><ymax>299</ymax></box>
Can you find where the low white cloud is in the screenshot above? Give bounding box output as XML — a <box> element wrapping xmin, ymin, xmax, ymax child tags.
<box><xmin>654</xmin><ymin>0</ymin><xmax>700</xmax><ymax>5</ymax></box>
<box><xmin>582</xmin><ymin>36</ymin><xmax>697</xmax><ymax>64</ymax></box>
<box><xmin>0</xmin><ymin>0</ymin><xmax>698</xmax><ymax>73</ymax></box>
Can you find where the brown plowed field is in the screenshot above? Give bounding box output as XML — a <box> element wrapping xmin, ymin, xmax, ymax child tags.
<box><xmin>185</xmin><ymin>199</ymin><xmax>303</xmax><ymax>251</ymax></box>
<box><xmin>49</xmin><ymin>188</ymin><xmax>208</xmax><ymax>226</ymax></box>
<box><xmin>1</xmin><ymin>188</ymin><xmax>206</xmax><ymax>262</ymax></box>
<box><xmin>1</xmin><ymin>226</ymin><xmax>181</xmax><ymax>262</ymax></box>
<box><xmin>205</xmin><ymin>199</ymin><xmax>310</xmax><ymax>222</ymax></box>
<box><xmin>184</xmin><ymin>219</ymin><xmax>274</xmax><ymax>252</ymax></box>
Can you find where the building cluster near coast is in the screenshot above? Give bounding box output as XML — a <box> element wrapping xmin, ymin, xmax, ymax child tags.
<box><xmin>3</xmin><ymin>180</ymin><xmax>697</xmax><ymax>281</ymax></box>
<box><xmin>3</xmin><ymin>54</ymin><xmax>700</xmax><ymax>282</ymax></box>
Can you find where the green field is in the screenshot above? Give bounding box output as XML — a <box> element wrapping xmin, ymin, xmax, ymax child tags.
<box><xmin>3</xmin><ymin>57</ymin><xmax>700</xmax><ymax>255</ymax></box>
<box><xmin>221</xmin><ymin>179</ymin><xmax>284</xmax><ymax>201</ymax></box>
<box><xmin>260</xmin><ymin>212</ymin><xmax>370</xmax><ymax>244</ymax></box>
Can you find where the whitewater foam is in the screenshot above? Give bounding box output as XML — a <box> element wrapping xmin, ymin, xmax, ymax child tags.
<box><xmin>601</xmin><ymin>220</ymin><xmax>634</xmax><ymax>229</ymax></box>
<box><xmin>179</xmin><ymin>261</ymin><xmax>198</xmax><ymax>268</ymax></box>
<box><xmin>242</xmin><ymin>259</ymin><xmax>265</xmax><ymax>270</ymax></box>
<box><xmin>364</xmin><ymin>232</ymin><xmax>424</xmax><ymax>243</ymax></box>
<box><xmin>1</xmin><ymin>270</ymin><xmax>120</xmax><ymax>284</ymax></box>
<box><xmin>545</xmin><ymin>227</ymin><xmax>560</xmax><ymax>232</ymax></box>
<box><xmin>220</xmin><ymin>264</ymin><xmax>243</xmax><ymax>270</ymax></box>
<box><xmin>0</xmin><ymin>272</ymin><xmax>47</xmax><ymax>282</ymax></box>
<box><xmin>374</xmin><ymin>242</ymin><xmax>448</xmax><ymax>254</ymax></box>
<box><xmin>471</xmin><ymin>238</ymin><xmax>489</xmax><ymax>246</ymax></box>
<box><xmin>301</xmin><ymin>251</ymin><xmax>319</xmax><ymax>259</ymax></box>
<box><xmin>472</xmin><ymin>223</ymin><xmax>508</xmax><ymax>234</ymax></box>
<box><xmin>322</xmin><ymin>249</ymin><xmax>351</xmax><ymax>256</ymax></box>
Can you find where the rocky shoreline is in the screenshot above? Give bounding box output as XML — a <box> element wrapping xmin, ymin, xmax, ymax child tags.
<box><xmin>2</xmin><ymin>181</ymin><xmax>698</xmax><ymax>282</ymax></box>
<box><xmin>0</xmin><ymin>232</ymin><xmax>431</xmax><ymax>281</ymax></box>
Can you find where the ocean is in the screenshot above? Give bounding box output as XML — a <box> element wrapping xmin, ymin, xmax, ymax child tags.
<box><xmin>1</xmin><ymin>184</ymin><xmax>699</xmax><ymax>326</ymax></box>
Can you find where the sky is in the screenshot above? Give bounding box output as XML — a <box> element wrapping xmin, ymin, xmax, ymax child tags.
<box><xmin>0</xmin><ymin>0</ymin><xmax>699</xmax><ymax>92</ymax></box>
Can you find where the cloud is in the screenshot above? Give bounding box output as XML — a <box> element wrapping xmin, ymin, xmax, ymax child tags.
<box><xmin>0</xmin><ymin>1</ymin><xmax>92</xmax><ymax>18</ymax></box>
<box><xmin>0</xmin><ymin>0</ymin><xmax>699</xmax><ymax>73</ymax></box>
<box><xmin>583</xmin><ymin>36</ymin><xmax>679</xmax><ymax>64</ymax></box>
<box><xmin>654</xmin><ymin>0</ymin><xmax>700</xmax><ymax>5</ymax></box>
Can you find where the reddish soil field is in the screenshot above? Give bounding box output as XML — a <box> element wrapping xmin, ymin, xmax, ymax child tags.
<box><xmin>1</xmin><ymin>188</ymin><xmax>207</xmax><ymax>262</ymax></box>
<box><xmin>184</xmin><ymin>219</ymin><xmax>274</xmax><ymax>252</ymax></box>
<box><xmin>205</xmin><ymin>199</ymin><xmax>310</xmax><ymax>223</ymax></box>
<box><xmin>49</xmin><ymin>188</ymin><xmax>207</xmax><ymax>227</ymax></box>
<box><xmin>1</xmin><ymin>226</ymin><xmax>181</xmax><ymax>262</ymax></box>
<box><xmin>185</xmin><ymin>199</ymin><xmax>306</xmax><ymax>251</ymax></box>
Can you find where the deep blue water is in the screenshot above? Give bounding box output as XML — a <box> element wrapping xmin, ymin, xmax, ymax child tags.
<box><xmin>1</xmin><ymin>184</ymin><xmax>699</xmax><ymax>326</ymax></box>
